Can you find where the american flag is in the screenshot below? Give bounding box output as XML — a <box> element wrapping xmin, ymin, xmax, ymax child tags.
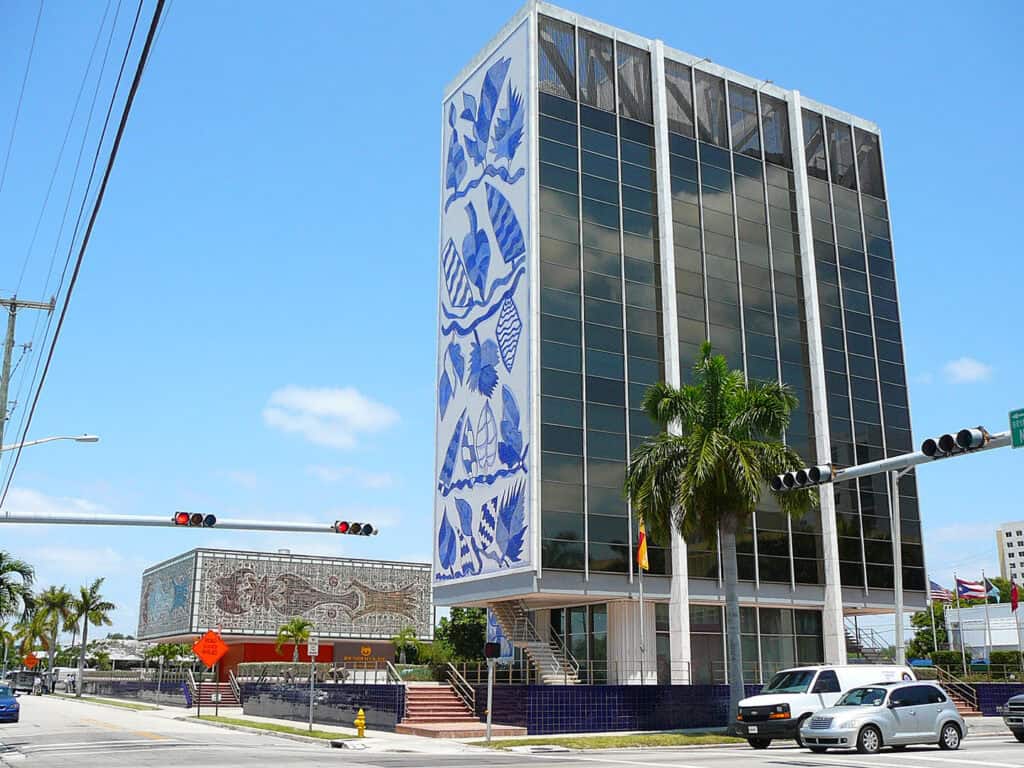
<box><xmin>929</xmin><ymin>580</ymin><xmax>953</xmax><ymax>602</ymax></box>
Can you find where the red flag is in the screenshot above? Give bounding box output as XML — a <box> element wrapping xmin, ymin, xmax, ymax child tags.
<box><xmin>1012</xmin><ymin>582</ymin><xmax>1019</xmax><ymax>613</ymax></box>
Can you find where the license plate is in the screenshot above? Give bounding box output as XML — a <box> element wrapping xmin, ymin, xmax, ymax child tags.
<box><xmin>748</xmin><ymin>725</ymin><xmax>759</xmax><ymax>734</ymax></box>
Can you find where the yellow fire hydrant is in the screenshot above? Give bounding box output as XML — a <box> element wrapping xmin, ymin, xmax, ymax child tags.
<box><xmin>354</xmin><ymin>708</ymin><xmax>366</xmax><ymax>738</ymax></box>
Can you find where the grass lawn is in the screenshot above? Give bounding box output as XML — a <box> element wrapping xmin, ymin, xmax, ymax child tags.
<box><xmin>474</xmin><ymin>732</ymin><xmax>744</xmax><ymax>750</ymax></box>
<box><xmin>56</xmin><ymin>694</ymin><xmax>159</xmax><ymax>711</ymax></box>
<box><xmin>196</xmin><ymin>715</ymin><xmax>351</xmax><ymax>741</ymax></box>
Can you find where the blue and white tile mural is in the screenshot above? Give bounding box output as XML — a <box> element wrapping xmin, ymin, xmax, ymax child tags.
<box><xmin>436</xmin><ymin>21</ymin><xmax>531</xmax><ymax>584</ymax></box>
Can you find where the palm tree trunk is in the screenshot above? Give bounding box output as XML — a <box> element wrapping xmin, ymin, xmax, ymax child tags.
<box><xmin>720</xmin><ymin>520</ymin><xmax>745</xmax><ymax>735</ymax></box>
<box><xmin>76</xmin><ymin>621</ymin><xmax>89</xmax><ymax>698</ymax></box>
<box><xmin>292</xmin><ymin>642</ymin><xmax>299</xmax><ymax>663</ymax></box>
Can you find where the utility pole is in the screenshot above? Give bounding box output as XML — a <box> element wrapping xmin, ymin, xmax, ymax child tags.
<box><xmin>0</xmin><ymin>296</ymin><xmax>54</xmax><ymax>450</ymax></box>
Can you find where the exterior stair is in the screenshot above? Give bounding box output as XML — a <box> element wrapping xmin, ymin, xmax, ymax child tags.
<box><xmin>942</xmin><ymin>687</ymin><xmax>982</xmax><ymax>718</ymax></box>
<box><xmin>399</xmin><ymin>683</ymin><xmax>477</xmax><ymax>725</ymax></box>
<box><xmin>844</xmin><ymin>619</ymin><xmax>894</xmax><ymax>664</ymax></box>
<box><xmin>490</xmin><ymin>601</ymin><xmax>580</xmax><ymax>685</ymax></box>
<box><xmin>195</xmin><ymin>682</ymin><xmax>239</xmax><ymax>707</ymax></box>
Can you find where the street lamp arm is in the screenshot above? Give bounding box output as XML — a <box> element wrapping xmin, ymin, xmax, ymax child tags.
<box><xmin>0</xmin><ymin>434</ymin><xmax>99</xmax><ymax>453</ymax></box>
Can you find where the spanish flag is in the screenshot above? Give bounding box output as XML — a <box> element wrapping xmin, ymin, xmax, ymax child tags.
<box><xmin>637</xmin><ymin>519</ymin><xmax>649</xmax><ymax>572</ymax></box>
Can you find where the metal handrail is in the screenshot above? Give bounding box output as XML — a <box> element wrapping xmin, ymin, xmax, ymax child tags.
<box><xmin>446</xmin><ymin>662</ymin><xmax>476</xmax><ymax>713</ymax></box>
<box><xmin>185</xmin><ymin>668</ymin><xmax>198</xmax><ymax>703</ymax></box>
<box><xmin>935</xmin><ymin>666</ymin><xmax>979</xmax><ymax>711</ymax></box>
<box><xmin>844</xmin><ymin>618</ymin><xmax>894</xmax><ymax>661</ymax></box>
<box><xmin>547</xmin><ymin>628</ymin><xmax>581</xmax><ymax>681</ymax></box>
<box><xmin>228</xmin><ymin>669</ymin><xmax>241</xmax><ymax>703</ymax></box>
<box><xmin>385</xmin><ymin>661</ymin><xmax>403</xmax><ymax>685</ymax></box>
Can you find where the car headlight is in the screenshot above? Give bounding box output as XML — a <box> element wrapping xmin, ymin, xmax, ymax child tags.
<box><xmin>768</xmin><ymin>703</ymin><xmax>791</xmax><ymax>720</ymax></box>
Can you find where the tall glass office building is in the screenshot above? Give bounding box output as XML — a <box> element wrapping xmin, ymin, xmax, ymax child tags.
<box><xmin>434</xmin><ymin>2</ymin><xmax>925</xmax><ymax>685</ymax></box>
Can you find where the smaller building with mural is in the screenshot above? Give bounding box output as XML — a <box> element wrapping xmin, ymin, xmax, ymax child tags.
<box><xmin>137</xmin><ymin>548</ymin><xmax>431</xmax><ymax>679</ymax></box>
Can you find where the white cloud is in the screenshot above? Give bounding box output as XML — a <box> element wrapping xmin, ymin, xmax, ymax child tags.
<box><xmin>262</xmin><ymin>386</ymin><xmax>399</xmax><ymax>449</ymax></box>
<box><xmin>4</xmin><ymin>486</ymin><xmax>108</xmax><ymax>517</ymax></box>
<box><xmin>944</xmin><ymin>357</ymin><xmax>992</xmax><ymax>383</ymax></box>
<box><xmin>306</xmin><ymin>465</ymin><xmax>396</xmax><ymax>489</ymax></box>
<box><xmin>219</xmin><ymin>470</ymin><xmax>261</xmax><ymax>489</ymax></box>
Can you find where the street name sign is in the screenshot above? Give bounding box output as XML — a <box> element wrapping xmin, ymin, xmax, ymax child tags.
<box><xmin>192</xmin><ymin>630</ymin><xmax>229</xmax><ymax>669</ymax></box>
<box><xmin>1012</xmin><ymin>409</ymin><xmax>1024</xmax><ymax>449</ymax></box>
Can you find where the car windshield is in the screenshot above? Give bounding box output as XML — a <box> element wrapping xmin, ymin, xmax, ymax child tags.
<box><xmin>835</xmin><ymin>687</ymin><xmax>886</xmax><ymax>706</ymax></box>
<box><xmin>0</xmin><ymin>686</ymin><xmax>11</xmax><ymax>697</ymax></box>
<box><xmin>764</xmin><ymin>670</ymin><xmax>816</xmax><ymax>693</ymax></box>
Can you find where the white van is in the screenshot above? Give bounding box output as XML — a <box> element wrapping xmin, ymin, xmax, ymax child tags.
<box><xmin>738</xmin><ymin>665</ymin><xmax>915</xmax><ymax>749</ymax></box>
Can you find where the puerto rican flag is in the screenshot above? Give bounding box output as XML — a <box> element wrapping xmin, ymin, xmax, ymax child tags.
<box><xmin>929</xmin><ymin>580</ymin><xmax>953</xmax><ymax>602</ymax></box>
<box><xmin>956</xmin><ymin>577</ymin><xmax>987</xmax><ymax>600</ymax></box>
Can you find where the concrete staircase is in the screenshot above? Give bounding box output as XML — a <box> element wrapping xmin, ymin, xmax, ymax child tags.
<box><xmin>195</xmin><ymin>682</ymin><xmax>239</xmax><ymax>707</ymax></box>
<box><xmin>400</xmin><ymin>684</ymin><xmax>477</xmax><ymax>726</ymax></box>
<box><xmin>942</xmin><ymin>687</ymin><xmax>982</xmax><ymax>718</ymax></box>
<box><xmin>844</xmin><ymin>620</ymin><xmax>893</xmax><ymax>664</ymax></box>
<box><xmin>490</xmin><ymin>601</ymin><xmax>580</xmax><ymax>685</ymax></box>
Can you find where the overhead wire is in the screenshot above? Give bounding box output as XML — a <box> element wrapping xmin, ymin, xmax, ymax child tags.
<box><xmin>0</xmin><ymin>0</ymin><xmax>166</xmax><ymax>505</ymax></box>
<box><xmin>0</xmin><ymin>0</ymin><xmax>45</xmax><ymax>200</ymax></box>
<box><xmin>0</xmin><ymin>0</ymin><xmax>126</xmax><ymax>484</ymax></box>
<box><xmin>14</xmin><ymin>0</ymin><xmax>115</xmax><ymax>293</ymax></box>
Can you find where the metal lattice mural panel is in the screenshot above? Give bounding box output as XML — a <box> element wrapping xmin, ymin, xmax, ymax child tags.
<box><xmin>137</xmin><ymin>552</ymin><xmax>196</xmax><ymax>639</ymax></box>
<box><xmin>192</xmin><ymin>551</ymin><xmax>431</xmax><ymax>639</ymax></box>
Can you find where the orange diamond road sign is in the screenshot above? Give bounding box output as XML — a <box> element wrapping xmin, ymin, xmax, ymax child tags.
<box><xmin>24</xmin><ymin>653</ymin><xmax>38</xmax><ymax>669</ymax></box>
<box><xmin>192</xmin><ymin>630</ymin><xmax>229</xmax><ymax>669</ymax></box>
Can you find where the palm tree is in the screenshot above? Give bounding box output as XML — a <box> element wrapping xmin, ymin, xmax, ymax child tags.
<box><xmin>37</xmin><ymin>586</ymin><xmax>74</xmax><ymax>676</ymax></box>
<box><xmin>17</xmin><ymin>609</ymin><xmax>51</xmax><ymax>659</ymax></box>
<box><xmin>625</xmin><ymin>342</ymin><xmax>816</xmax><ymax>728</ymax></box>
<box><xmin>0</xmin><ymin>622</ymin><xmax>15</xmax><ymax>677</ymax></box>
<box><xmin>0</xmin><ymin>552</ymin><xmax>35</xmax><ymax>621</ymax></box>
<box><xmin>71</xmin><ymin>578</ymin><xmax>114</xmax><ymax>697</ymax></box>
<box><xmin>391</xmin><ymin>626</ymin><xmax>419</xmax><ymax>664</ymax></box>
<box><xmin>275</xmin><ymin>617</ymin><xmax>313</xmax><ymax>662</ymax></box>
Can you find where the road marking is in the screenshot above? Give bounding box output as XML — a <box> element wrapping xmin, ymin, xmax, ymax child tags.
<box><xmin>524</xmin><ymin>752</ymin><xmax>712</xmax><ymax>768</ymax></box>
<box><xmin>131</xmin><ymin>730</ymin><xmax>167</xmax><ymax>740</ymax></box>
<box><xmin>793</xmin><ymin>751</ymin><xmax>1020</xmax><ymax>768</ymax></box>
<box><xmin>880</xmin><ymin>753</ymin><xmax>1021</xmax><ymax>767</ymax></box>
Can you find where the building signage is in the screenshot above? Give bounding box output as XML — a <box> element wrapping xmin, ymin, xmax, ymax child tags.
<box><xmin>434</xmin><ymin>17</ymin><xmax>533</xmax><ymax>586</ymax></box>
<box><xmin>1012</xmin><ymin>409</ymin><xmax>1024</xmax><ymax>449</ymax></box>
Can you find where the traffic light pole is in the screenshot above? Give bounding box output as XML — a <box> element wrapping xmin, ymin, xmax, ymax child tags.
<box><xmin>0</xmin><ymin>511</ymin><xmax>349</xmax><ymax>534</ymax></box>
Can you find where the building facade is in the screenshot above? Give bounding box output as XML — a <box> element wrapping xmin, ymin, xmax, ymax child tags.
<box><xmin>138</xmin><ymin>548</ymin><xmax>431</xmax><ymax>678</ymax></box>
<box><xmin>434</xmin><ymin>2</ymin><xmax>925</xmax><ymax>685</ymax></box>
<box><xmin>996</xmin><ymin>521</ymin><xmax>1024</xmax><ymax>581</ymax></box>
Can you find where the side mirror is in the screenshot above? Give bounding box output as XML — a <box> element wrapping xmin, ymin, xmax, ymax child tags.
<box><xmin>887</xmin><ymin>699</ymin><xmax>898</xmax><ymax>708</ymax></box>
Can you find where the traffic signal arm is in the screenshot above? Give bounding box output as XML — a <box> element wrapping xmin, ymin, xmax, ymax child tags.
<box><xmin>0</xmin><ymin>511</ymin><xmax>360</xmax><ymax>534</ymax></box>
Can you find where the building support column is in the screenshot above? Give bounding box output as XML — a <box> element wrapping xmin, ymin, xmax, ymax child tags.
<box><xmin>651</xmin><ymin>40</ymin><xmax>692</xmax><ymax>683</ymax></box>
<box><xmin>788</xmin><ymin>90</ymin><xmax>845</xmax><ymax>664</ymax></box>
<box><xmin>607</xmin><ymin>600</ymin><xmax>657</xmax><ymax>684</ymax></box>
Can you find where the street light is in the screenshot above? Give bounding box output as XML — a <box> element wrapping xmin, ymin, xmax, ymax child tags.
<box><xmin>0</xmin><ymin>434</ymin><xmax>99</xmax><ymax>453</ymax></box>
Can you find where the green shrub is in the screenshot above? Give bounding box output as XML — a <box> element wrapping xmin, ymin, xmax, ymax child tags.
<box><xmin>990</xmin><ymin>651</ymin><xmax>1022</xmax><ymax>669</ymax></box>
<box><xmin>931</xmin><ymin>650</ymin><xmax>970</xmax><ymax>669</ymax></box>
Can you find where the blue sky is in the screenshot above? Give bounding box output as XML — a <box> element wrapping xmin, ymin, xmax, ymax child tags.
<box><xmin>0</xmin><ymin>0</ymin><xmax>1020</xmax><ymax>637</ymax></box>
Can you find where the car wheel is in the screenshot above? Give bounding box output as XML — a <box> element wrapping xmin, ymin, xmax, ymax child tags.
<box><xmin>938</xmin><ymin>722</ymin><xmax>961</xmax><ymax>750</ymax></box>
<box><xmin>809</xmin><ymin>746</ymin><xmax>828</xmax><ymax>754</ymax></box>
<box><xmin>747</xmin><ymin>737</ymin><xmax>771</xmax><ymax>749</ymax></box>
<box><xmin>794</xmin><ymin>714</ymin><xmax>810</xmax><ymax>748</ymax></box>
<box><xmin>857</xmin><ymin>725</ymin><xmax>882</xmax><ymax>754</ymax></box>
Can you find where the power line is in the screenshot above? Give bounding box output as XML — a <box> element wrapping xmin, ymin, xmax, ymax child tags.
<box><xmin>14</xmin><ymin>0</ymin><xmax>115</xmax><ymax>293</ymax></box>
<box><xmin>0</xmin><ymin>0</ymin><xmax>45</xmax><ymax>200</ymax></box>
<box><xmin>0</xmin><ymin>0</ymin><xmax>126</xmax><ymax>486</ymax></box>
<box><xmin>0</xmin><ymin>0</ymin><xmax>166</xmax><ymax>506</ymax></box>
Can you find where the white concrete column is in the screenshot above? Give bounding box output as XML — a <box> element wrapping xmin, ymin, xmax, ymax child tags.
<box><xmin>788</xmin><ymin>91</ymin><xmax>845</xmax><ymax>664</ymax></box>
<box><xmin>651</xmin><ymin>40</ymin><xmax>692</xmax><ymax>685</ymax></box>
<box><xmin>607</xmin><ymin>600</ymin><xmax>658</xmax><ymax>684</ymax></box>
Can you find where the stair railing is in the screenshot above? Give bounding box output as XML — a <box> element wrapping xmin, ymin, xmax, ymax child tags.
<box><xmin>228</xmin><ymin>669</ymin><xmax>241</xmax><ymax>704</ymax></box>
<box><xmin>548</xmin><ymin>628</ymin><xmax>580</xmax><ymax>683</ymax></box>
<box><xmin>935</xmin><ymin>666</ymin><xmax>979</xmax><ymax>712</ymax></box>
<box><xmin>446</xmin><ymin>662</ymin><xmax>476</xmax><ymax>714</ymax></box>
<box><xmin>185</xmin><ymin>668</ymin><xmax>198</xmax><ymax>703</ymax></box>
<box><xmin>385</xmin><ymin>661</ymin><xmax>403</xmax><ymax>685</ymax></box>
<box><xmin>843</xmin><ymin>617</ymin><xmax>894</xmax><ymax>661</ymax></box>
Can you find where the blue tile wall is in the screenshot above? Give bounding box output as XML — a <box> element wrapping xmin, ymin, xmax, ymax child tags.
<box><xmin>472</xmin><ymin>684</ymin><xmax>762</xmax><ymax>735</ymax></box>
<box><xmin>975</xmin><ymin>683</ymin><xmax>1024</xmax><ymax>716</ymax></box>
<box><xmin>241</xmin><ymin>683</ymin><xmax>404</xmax><ymax>731</ymax></box>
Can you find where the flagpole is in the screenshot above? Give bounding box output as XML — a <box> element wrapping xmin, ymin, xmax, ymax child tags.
<box><xmin>1014</xmin><ymin>580</ymin><xmax>1023</xmax><ymax>672</ymax></box>
<box><xmin>982</xmin><ymin>569</ymin><xmax>993</xmax><ymax>664</ymax></box>
<box><xmin>955</xmin><ymin>572</ymin><xmax>968</xmax><ymax>675</ymax></box>
<box><xmin>930</xmin><ymin>599</ymin><xmax>938</xmax><ymax>653</ymax></box>
<box><xmin>639</xmin><ymin>565</ymin><xmax>645</xmax><ymax>685</ymax></box>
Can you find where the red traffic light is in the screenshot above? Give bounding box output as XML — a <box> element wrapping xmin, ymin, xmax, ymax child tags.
<box><xmin>334</xmin><ymin>521</ymin><xmax>376</xmax><ymax>535</ymax></box>
<box><xmin>174</xmin><ymin>512</ymin><xmax>217</xmax><ymax>527</ymax></box>
<box><xmin>174</xmin><ymin>512</ymin><xmax>190</xmax><ymax>526</ymax></box>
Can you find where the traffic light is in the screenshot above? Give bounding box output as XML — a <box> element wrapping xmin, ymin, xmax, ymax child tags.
<box><xmin>921</xmin><ymin>427</ymin><xmax>990</xmax><ymax>458</ymax></box>
<box><xmin>483</xmin><ymin>642</ymin><xmax>502</xmax><ymax>659</ymax></box>
<box><xmin>334</xmin><ymin>521</ymin><xmax>377</xmax><ymax>535</ymax></box>
<box><xmin>770</xmin><ymin>464</ymin><xmax>833</xmax><ymax>492</ymax></box>
<box><xmin>173</xmin><ymin>512</ymin><xmax>216</xmax><ymax>527</ymax></box>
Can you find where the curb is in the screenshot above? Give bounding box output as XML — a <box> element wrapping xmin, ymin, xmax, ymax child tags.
<box><xmin>49</xmin><ymin>695</ymin><xmax>161</xmax><ymax>713</ymax></box>
<box><xmin>183</xmin><ymin>716</ymin><xmax>356</xmax><ymax>747</ymax></box>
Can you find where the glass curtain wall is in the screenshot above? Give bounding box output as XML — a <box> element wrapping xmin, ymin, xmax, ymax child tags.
<box><xmin>804</xmin><ymin>110</ymin><xmax>923</xmax><ymax>593</ymax></box>
<box><xmin>549</xmin><ymin>604</ymin><xmax>608</xmax><ymax>683</ymax></box>
<box><xmin>665</xmin><ymin>62</ymin><xmax>822</xmax><ymax>588</ymax></box>
<box><xmin>538</xmin><ymin>16</ymin><xmax>669</xmax><ymax>578</ymax></box>
<box><xmin>690</xmin><ymin>604</ymin><xmax>823</xmax><ymax>684</ymax></box>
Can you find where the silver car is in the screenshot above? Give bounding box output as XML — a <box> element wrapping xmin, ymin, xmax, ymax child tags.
<box><xmin>799</xmin><ymin>681</ymin><xmax>966</xmax><ymax>754</ymax></box>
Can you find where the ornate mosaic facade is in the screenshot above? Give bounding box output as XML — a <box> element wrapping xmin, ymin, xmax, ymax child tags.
<box><xmin>138</xmin><ymin>549</ymin><xmax>431</xmax><ymax>640</ymax></box>
<box><xmin>138</xmin><ymin>552</ymin><xmax>195</xmax><ymax>639</ymax></box>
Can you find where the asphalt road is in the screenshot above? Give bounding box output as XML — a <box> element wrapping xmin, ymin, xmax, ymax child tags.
<box><xmin>4</xmin><ymin>696</ymin><xmax>1024</xmax><ymax>768</ymax></box>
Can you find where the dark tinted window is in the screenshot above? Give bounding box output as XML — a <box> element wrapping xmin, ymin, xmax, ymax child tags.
<box><xmin>827</xmin><ymin>118</ymin><xmax>856</xmax><ymax>190</ymax></box>
<box><xmin>891</xmin><ymin>685</ymin><xmax>930</xmax><ymax>707</ymax></box>
<box><xmin>761</xmin><ymin>94</ymin><xmax>791</xmax><ymax>167</ymax></box>
<box><xmin>855</xmin><ymin>128</ymin><xmax>885</xmax><ymax>199</ymax></box>
<box><xmin>616</xmin><ymin>43</ymin><xmax>652</xmax><ymax>123</ymax></box>
<box><xmin>729</xmin><ymin>83</ymin><xmax>760</xmax><ymax>158</ymax></box>
<box><xmin>803</xmin><ymin>110</ymin><xmax>827</xmax><ymax>180</ymax></box>
<box><xmin>925</xmin><ymin>686</ymin><xmax>947</xmax><ymax>704</ymax></box>
<box><xmin>578</xmin><ymin>29</ymin><xmax>615</xmax><ymax>112</ymax></box>
<box><xmin>812</xmin><ymin>670</ymin><xmax>841</xmax><ymax>693</ymax></box>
